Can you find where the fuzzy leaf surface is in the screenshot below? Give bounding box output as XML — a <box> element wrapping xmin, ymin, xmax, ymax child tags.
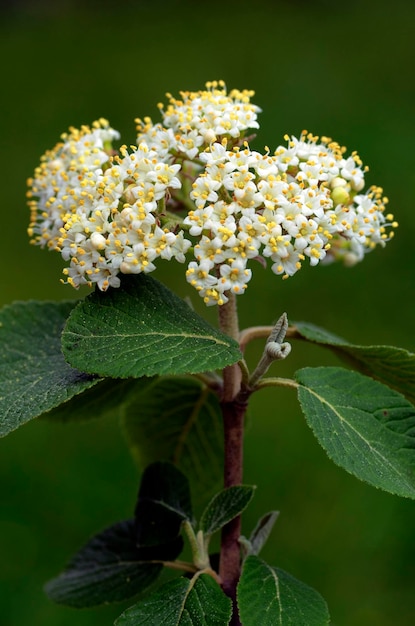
<box><xmin>45</xmin><ymin>519</ymin><xmax>182</xmax><ymax>608</ymax></box>
<box><xmin>115</xmin><ymin>574</ymin><xmax>232</xmax><ymax>626</ymax></box>
<box><xmin>237</xmin><ymin>556</ymin><xmax>330</xmax><ymax>626</ymax></box>
<box><xmin>135</xmin><ymin>461</ymin><xmax>193</xmax><ymax>547</ymax></box>
<box><xmin>122</xmin><ymin>376</ymin><xmax>223</xmax><ymax>499</ymax></box>
<box><xmin>62</xmin><ymin>275</ymin><xmax>241</xmax><ymax>378</ymax></box>
<box><xmin>200</xmin><ymin>485</ymin><xmax>256</xmax><ymax>536</ymax></box>
<box><xmin>294</xmin><ymin>321</ymin><xmax>415</xmax><ymax>404</ymax></box>
<box><xmin>0</xmin><ymin>300</ymin><xmax>100</xmax><ymax>436</ymax></box>
<box><xmin>296</xmin><ymin>366</ymin><xmax>415</xmax><ymax>498</ymax></box>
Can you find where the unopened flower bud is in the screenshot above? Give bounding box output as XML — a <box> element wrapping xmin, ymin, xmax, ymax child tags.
<box><xmin>90</xmin><ymin>233</ymin><xmax>107</xmax><ymax>250</ymax></box>
<box><xmin>331</xmin><ymin>186</ymin><xmax>350</xmax><ymax>206</ymax></box>
<box><xmin>202</xmin><ymin>129</ymin><xmax>217</xmax><ymax>144</ymax></box>
<box><xmin>330</xmin><ymin>177</ymin><xmax>347</xmax><ymax>189</ymax></box>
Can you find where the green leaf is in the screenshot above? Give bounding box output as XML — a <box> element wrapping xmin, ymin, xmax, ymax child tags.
<box><xmin>244</xmin><ymin>511</ymin><xmax>279</xmax><ymax>557</ymax></box>
<box><xmin>122</xmin><ymin>376</ymin><xmax>224</xmax><ymax>500</ymax></box>
<box><xmin>45</xmin><ymin>520</ymin><xmax>182</xmax><ymax>608</ymax></box>
<box><xmin>293</xmin><ymin>321</ymin><xmax>415</xmax><ymax>405</ymax></box>
<box><xmin>115</xmin><ymin>574</ymin><xmax>232</xmax><ymax>626</ymax></box>
<box><xmin>237</xmin><ymin>556</ymin><xmax>330</xmax><ymax>626</ymax></box>
<box><xmin>0</xmin><ymin>300</ymin><xmax>101</xmax><ymax>437</ymax></box>
<box><xmin>296</xmin><ymin>366</ymin><xmax>415</xmax><ymax>498</ymax></box>
<box><xmin>62</xmin><ymin>274</ymin><xmax>241</xmax><ymax>378</ymax></box>
<box><xmin>135</xmin><ymin>462</ymin><xmax>193</xmax><ymax>548</ymax></box>
<box><xmin>199</xmin><ymin>485</ymin><xmax>256</xmax><ymax>536</ymax></box>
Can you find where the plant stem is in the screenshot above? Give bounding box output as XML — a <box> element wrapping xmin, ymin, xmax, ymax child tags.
<box><xmin>219</xmin><ymin>399</ymin><xmax>247</xmax><ymax>601</ymax></box>
<box><xmin>162</xmin><ymin>560</ymin><xmax>198</xmax><ymax>574</ymax></box>
<box><xmin>218</xmin><ymin>294</ymin><xmax>246</xmax><ymax>625</ymax></box>
<box><xmin>239</xmin><ymin>323</ymin><xmax>298</xmax><ymax>352</ymax></box>
<box><xmin>254</xmin><ymin>376</ymin><xmax>299</xmax><ymax>391</ymax></box>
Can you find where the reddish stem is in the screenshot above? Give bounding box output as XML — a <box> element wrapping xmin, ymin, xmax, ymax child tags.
<box><xmin>219</xmin><ymin>395</ymin><xmax>248</xmax><ymax>625</ymax></box>
<box><xmin>218</xmin><ymin>296</ymin><xmax>248</xmax><ymax>625</ymax></box>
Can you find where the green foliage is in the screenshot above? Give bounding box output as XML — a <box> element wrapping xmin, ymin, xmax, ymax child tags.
<box><xmin>296</xmin><ymin>366</ymin><xmax>415</xmax><ymax>498</ymax></box>
<box><xmin>240</xmin><ymin>511</ymin><xmax>280</xmax><ymax>557</ymax></box>
<box><xmin>43</xmin><ymin>460</ymin><xmax>260</xmax><ymax>622</ymax></box>
<box><xmin>44</xmin><ymin>520</ymin><xmax>171</xmax><ymax>607</ymax></box>
<box><xmin>135</xmin><ymin>461</ymin><xmax>193</xmax><ymax>546</ymax></box>
<box><xmin>115</xmin><ymin>574</ymin><xmax>232</xmax><ymax>626</ymax></box>
<box><xmin>199</xmin><ymin>485</ymin><xmax>256</xmax><ymax>536</ymax></box>
<box><xmin>4</xmin><ymin>293</ymin><xmax>415</xmax><ymax>624</ymax></box>
<box><xmin>61</xmin><ymin>275</ymin><xmax>241</xmax><ymax>378</ymax></box>
<box><xmin>294</xmin><ymin>321</ymin><xmax>415</xmax><ymax>404</ymax></box>
<box><xmin>3</xmin><ymin>3</ymin><xmax>415</xmax><ymax>625</ymax></box>
<box><xmin>45</xmin><ymin>462</ymin><xmax>190</xmax><ymax>608</ymax></box>
<box><xmin>237</xmin><ymin>556</ymin><xmax>330</xmax><ymax>626</ymax></box>
<box><xmin>0</xmin><ymin>300</ymin><xmax>100</xmax><ymax>436</ymax></box>
<box><xmin>122</xmin><ymin>376</ymin><xmax>223</xmax><ymax>499</ymax></box>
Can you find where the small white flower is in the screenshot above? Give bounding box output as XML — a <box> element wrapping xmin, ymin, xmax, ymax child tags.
<box><xmin>200</xmin><ymin>286</ymin><xmax>229</xmax><ymax>307</ymax></box>
<box><xmin>271</xmin><ymin>245</ymin><xmax>303</xmax><ymax>277</ymax></box>
<box><xmin>170</xmin><ymin>231</ymin><xmax>192</xmax><ymax>263</ymax></box>
<box><xmin>190</xmin><ymin>175</ymin><xmax>219</xmax><ymax>209</ymax></box>
<box><xmin>186</xmin><ymin>260</ymin><xmax>218</xmax><ymax>292</ymax></box>
<box><xmin>183</xmin><ymin>206</ymin><xmax>215</xmax><ymax>236</ymax></box>
<box><xmin>194</xmin><ymin>235</ymin><xmax>228</xmax><ymax>265</ymax></box>
<box><xmin>219</xmin><ymin>259</ymin><xmax>252</xmax><ymax>294</ymax></box>
<box><xmin>340</xmin><ymin>156</ymin><xmax>365</xmax><ymax>191</ymax></box>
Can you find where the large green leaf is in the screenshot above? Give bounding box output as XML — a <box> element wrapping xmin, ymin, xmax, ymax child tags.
<box><xmin>45</xmin><ymin>520</ymin><xmax>182</xmax><ymax>608</ymax></box>
<box><xmin>62</xmin><ymin>274</ymin><xmax>241</xmax><ymax>378</ymax></box>
<box><xmin>199</xmin><ymin>485</ymin><xmax>255</xmax><ymax>536</ymax></box>
<box><xmin>115</xmin><ymin>574</ymin><xmax>232</xmax><ymax>626</ymax></box>
<box><xmin>135</xmin><ymin>462</ymin><xmax>193</xmax><ymax>547</ymax></box>
<box><xmin>293</xmin><ymin>321</ymin><xmax>415</xmax><ymax>405</ymax></box>
<box><xmin>122</xmin><ymin>376</ymin><xmax>223</xmax><ymax>499</ymax></box>
<box><xmin>296</xmin><ymin>366</ymin><xmax>415</xmax><ymax>498</ymax></box>
<box><xmin>0</xmin><ymin>300</ymin><xmax>100</xmax><ymax>437</ymax></box>
<box><xmin>237</xmin><ymin>556</ymin><xmax>330</xmax><ymax>626</ymax></box>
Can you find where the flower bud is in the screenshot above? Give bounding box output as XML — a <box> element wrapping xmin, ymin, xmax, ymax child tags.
<box><xmin>331</xmin><ymin>185</ymin><xmax>350</xmax><ymax>206</ymax></box>
<box><xmin>90</xmin><ymin>233</ymin><xmax>107</xmax><ymax>250</ymax></box>
<box><xmin>202</xmin><ymin>129</ymin><xmax>217</xmax><ymax>144</ymax></box>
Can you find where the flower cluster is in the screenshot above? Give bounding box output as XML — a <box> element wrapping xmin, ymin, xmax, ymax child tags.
<box><xmin>184</xmin><ymin>132</ymin><xmax>397</xmax><ymax>305</ymax></box>
<box><xmin>136</xmin><ymin>79</ymin><xmax>260</xmax><ymax>160</ymax></box>
<box><xmin>27</xmin><ymin>120</ymin><xmax>190</xmax><ymax>290</ymax></box>
<box><xmin>28</xmin><ymin>82</ymin><xmax>397</xmax><ymax>304</ymax></box>
<box><xmin>27</xmin><ymin>82</ymin><xmax>259</xmax><ymax>292</ymax></box>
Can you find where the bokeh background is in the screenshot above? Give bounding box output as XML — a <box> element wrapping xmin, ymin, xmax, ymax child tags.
<box><xmin>1</xmin><ymin>0</ymin><xmax>415</xmax><ymax>624</ymax></box>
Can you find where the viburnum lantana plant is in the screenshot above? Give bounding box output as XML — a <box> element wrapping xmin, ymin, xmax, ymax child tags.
<box><xmin>1</xmin><ymin>80</ymin><xmax>414</xmax><ymax>625</ymax></box>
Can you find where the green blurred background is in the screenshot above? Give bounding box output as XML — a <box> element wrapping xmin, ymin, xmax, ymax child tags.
<box><xmin>1</xmin><ymin>0</ymin><xmax>415</xmax><ymax>624</ymax></box>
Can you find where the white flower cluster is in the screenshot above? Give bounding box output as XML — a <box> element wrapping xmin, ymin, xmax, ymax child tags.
<box><xmin>183</xmin><ymin>132</ymin><xmax>396</xmax><ymax>305</ymax></box>
<box><xmin>28</xmin><ymin>119</ymin><xmax>190</xmax><ymax>290</ymax></box>
<box><xmin>136</xmin><ymin>79</ymin><xmax>261</xmax><ymax>160</ymax></box>
<box><xmin>28</xmin><ymin>84</ymin><xmax>396</xmax><ymax>304</ymax></box>
<box><xmin>28</xmin><ymin>82</ymin><xmax>260</xmax><ymax>292</ymax></box>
